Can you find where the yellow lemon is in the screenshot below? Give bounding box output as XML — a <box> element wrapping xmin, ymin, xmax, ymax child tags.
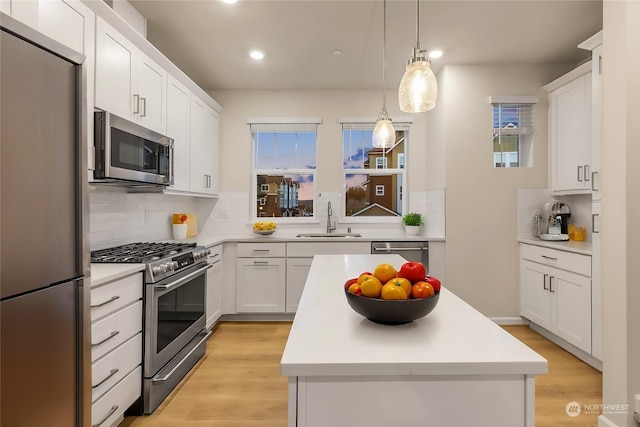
<box><xmin>360</xmin><ymin>276</ymin><xmax>382</xmax><ymax>298</ymax></box>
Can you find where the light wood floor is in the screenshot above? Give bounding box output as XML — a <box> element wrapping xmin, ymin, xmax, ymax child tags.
<box><xmin>122</xmin><ymin>322</ymin><xmax>601</xmax><ymax>427</ymax></box>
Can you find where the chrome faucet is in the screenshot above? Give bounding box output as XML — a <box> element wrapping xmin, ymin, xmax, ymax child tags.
<box><xmin>326</xmin><ymin>201</ymin><xmax>337</xmax><ymax>234</ymax></box>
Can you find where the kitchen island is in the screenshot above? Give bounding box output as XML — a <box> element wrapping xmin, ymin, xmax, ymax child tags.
<box><xmin>280</xmin><ymin>254</ymin><xmax>548</xmax><ymax>427</ymax></box>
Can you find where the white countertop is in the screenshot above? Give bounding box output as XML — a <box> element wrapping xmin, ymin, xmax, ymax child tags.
<box><xmin>90</xmin><ymin>263</ymin><xmax>145</xmax><ymax>287</ymax></box>
<box><xmin>280</xmin><ymin>254</ymin><xmax>547</xmax><ymax>377</ymax></box>
<box><xmin>518</xmin><ymin>237</ymin><xmax>592</xmax><ymax>255</ymax></box>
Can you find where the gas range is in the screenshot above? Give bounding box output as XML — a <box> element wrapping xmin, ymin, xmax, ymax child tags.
<box><xmin>90</xmin><ymin>242</ymin><xmax>210</xmax><ymax>283</ymax></box>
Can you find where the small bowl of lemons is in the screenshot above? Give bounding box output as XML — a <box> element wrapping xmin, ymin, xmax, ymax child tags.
<box><xmin>253</xmin><ymin>221</ymin><xmax>277</xmax><ymax>235</ymax></box>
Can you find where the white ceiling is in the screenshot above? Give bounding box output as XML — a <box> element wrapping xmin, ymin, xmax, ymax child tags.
<box><xmin>129</xmin><ymin>0</ymin><xmax>602</xmax><ymax>91</ymax></box>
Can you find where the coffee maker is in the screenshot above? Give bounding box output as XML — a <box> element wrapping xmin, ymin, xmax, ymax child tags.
<box><xmin>534</xmin><ymin>201</ymin><xmax>572</xmax><ymax>240</ymax></box>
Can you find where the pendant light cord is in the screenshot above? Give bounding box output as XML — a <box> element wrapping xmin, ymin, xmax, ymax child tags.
<box><xmin>382</xmin><ymin>0</ymin><xmax>388</xmax><ymax>113</ymax></box>
<box><xmin>416</xmin><ymin>0</ymin><xmax>420</xmax><ymax>49</ymax></box>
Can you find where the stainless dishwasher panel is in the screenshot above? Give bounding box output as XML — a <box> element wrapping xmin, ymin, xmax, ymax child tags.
<box><xmin>371</xmin><ymin>241</ymin><xmax>429</xmax><ymax>270</ymax></box>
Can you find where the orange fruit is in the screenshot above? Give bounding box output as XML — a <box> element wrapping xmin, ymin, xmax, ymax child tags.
<box><xmin>360</xmin><ymin>275</ymin><xmax>383</xmax><ymax>298</ymax></box>
<box><xmin>373</xmin><ymin>263</ymin><xmax>397</xmax><ymax>283</ymax></box>
<box><xmin>381</xmin><ymin>282</ymin><xmax>408</xmax><ymax>300</ymax></box>
<box><xmin>385</xmin><ymin>277</ymin><xmax>412</xmax><ymax>298</ymax></box>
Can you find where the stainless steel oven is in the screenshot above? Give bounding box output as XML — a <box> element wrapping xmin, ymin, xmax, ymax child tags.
<box><xmin>94</xmin><ymin>110</ymin><xmax>174</xmax><ymax>186</ymax></box>
<box><xmin>91</xmin><ymin>242</ymin><xmax>211</xmax><ymax>414</ymax></box>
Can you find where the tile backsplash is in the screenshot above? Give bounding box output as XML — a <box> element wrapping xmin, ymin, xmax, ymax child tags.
<box><xmin>89</xmin><ymin>186</ymin><xmax>215</xmax><ymax>250</ymax></box>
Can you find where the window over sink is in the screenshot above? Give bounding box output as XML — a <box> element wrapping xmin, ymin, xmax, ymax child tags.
<box><xmin>249</xmin><ymin>119</ymin><xmax>319</xmax><ymax>221</ymax></box>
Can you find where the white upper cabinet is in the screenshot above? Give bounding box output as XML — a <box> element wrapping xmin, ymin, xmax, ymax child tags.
<box><xmin>95</xmin><ymin>17</ymin><xmax>167</xmax><ymax>135</ymax></box>
<box><xmin>166</xmin><ymin>75</ymin><xmax>191</xmax><ymax>192</ymax></box>
<box><xmin>189</xmin><ymin>96</ymin><xmax>219</xmax><ymax>196</ymax></box>
<box><xmin>545</xmin><ymin>62</ymin><xmax>592</xmax><ymax>195</ymax></box>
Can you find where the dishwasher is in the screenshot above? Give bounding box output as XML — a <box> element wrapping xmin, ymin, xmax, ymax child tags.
<box><xmin>371</xmin><ymin>241</ymin><xmax>429</xmax><ymax>270</ymax></box>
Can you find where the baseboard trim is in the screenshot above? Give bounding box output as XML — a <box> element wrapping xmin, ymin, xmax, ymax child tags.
<box><xmin>598</xmin><ymin>414</ymin><xmax>619</xmax><ymax>427</ymax></box>
<box><xmin>529</xmin><ymin>323</ymin><xmax>603</xmax><ymax>371</ymax></box>
<box><xmin>490</xmin><ymin>316</ymin><xmax>530</xmax><ymax>325</ymax></box>
<box><xmin>221</xmin><ymin>313</ymin><xmax>295</xmax><ymax>322</ymax></box>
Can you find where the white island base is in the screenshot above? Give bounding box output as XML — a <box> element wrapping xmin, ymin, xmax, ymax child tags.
<box><xmin>281</xmin><ymin>255</ymin><xmax>547</xmax><ymax>427</ymax></box>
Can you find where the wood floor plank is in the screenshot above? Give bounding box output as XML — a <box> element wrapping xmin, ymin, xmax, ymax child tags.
<box><xmin>122</xmin><ymin>322</ymin><xmax>601</xmax><ymax>427</ymax></box>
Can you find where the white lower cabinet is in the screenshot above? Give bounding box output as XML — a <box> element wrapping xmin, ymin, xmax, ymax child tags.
<box><xmin>236</xmin><ymin>243</ymin><xmax>286</xmax><ymax>313</ymax></box>
<box><xmin>520</xmin><ymin>244</ymin><xmax>592</xmax><ymax>353</ymax></box>
<box><xmin>285</xmin><ymin>258</ymin><xmax>313</xmax><ymax>313</ymax></box>
<box><xmin>206</xmin><ymin>244</ymin><xmax>223</xmax><ymax>328</ymax></box>
<box><xmin>90</xmin><ymin>271</ymin><xmax>143</xmax><ymax>426</ymax></box>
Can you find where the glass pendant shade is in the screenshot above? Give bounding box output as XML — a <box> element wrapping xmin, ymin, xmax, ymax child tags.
<box><xmin>398</xmin><ymin>59</ymin><xmax>438</xmax><ymax>113</ymax></box>
<box><xmin>372</xmin><ymin>114</ymin><xmax>395</xmax><ymax>148</ymax></box>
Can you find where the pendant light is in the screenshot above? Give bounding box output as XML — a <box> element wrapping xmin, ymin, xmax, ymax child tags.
<box><xmin>398</xmin><ymin>0</ymin><xmax>438</xmax><ymax>113</ymax></box>
<box><xmin>372</xmin><ymin>0</ymin><xmax>395</xmax><ymax>149</ymax></box>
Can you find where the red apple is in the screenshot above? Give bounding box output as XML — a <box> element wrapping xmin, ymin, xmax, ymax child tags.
<box><xmin>344</xmin><ymin>277</ymin><xmax>358</xmax><ymax>290</ymax></box>
<box><xmin>425</xmin><ymin>275</ymin><xmax>441</xmax><ymax>292</ymax></box>
<box><xmin>398</xmin><ymin>262</ymin><xmax>427</xmax><ymax>284</ymax></box>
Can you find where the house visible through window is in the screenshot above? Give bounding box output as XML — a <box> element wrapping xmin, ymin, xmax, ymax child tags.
<box><xmin>342</xmin><ymin>121</ymin><xmax>409</xmax><ymax>219</ymax></box>
<box><xmin>491</xmin><ymin>96</ymin><xmax>538</xmax><ymax>168</ymax></box>
<box><xmin>250</xmin><ymin>120</ymin><xmax>319</xmax><ymax>219</ymax></box>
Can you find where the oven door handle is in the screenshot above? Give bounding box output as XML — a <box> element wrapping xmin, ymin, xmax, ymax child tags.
<box><xmin>153</xmin><ymin>264</ymin><xmax>212</xmax><ymax>292</ymax></box>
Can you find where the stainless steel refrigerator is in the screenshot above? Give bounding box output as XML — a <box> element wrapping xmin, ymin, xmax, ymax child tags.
<box><xmin>0</xmin><ymin>15</ymin><xmax>91</xmax><ymax>427</ymax></box>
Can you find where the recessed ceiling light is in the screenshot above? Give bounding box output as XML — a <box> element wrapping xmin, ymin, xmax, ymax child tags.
<box><xmin>222</xmin><ymin>0</ymin><xmax>237</xmax><ymax>4</ymax></box>
<box><xmin>332</xmin><ymin>49</ymin><xmax>342</xmax><ymax>56</ymax></box>
<box><xmin>428</xmin><ymin>50</ymin><xmax>443</xmax><ymax>59</ymax></box>
<box><xmin>249</xmin><ymin>50</ymin><xmax>264</xmax><ymax>60</ymax></box>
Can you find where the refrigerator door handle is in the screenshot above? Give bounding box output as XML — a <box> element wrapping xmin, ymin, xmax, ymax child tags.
<box><xmin>91</xmin><ymin>330</ymin><xmax>120</xmax><ymax>347</ymax></box>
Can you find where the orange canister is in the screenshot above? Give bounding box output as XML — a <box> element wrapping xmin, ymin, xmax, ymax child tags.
<box><xmin>573</xmin><ymin>227</ymin><xmax>587</xmax><ymax>242</ymax></box>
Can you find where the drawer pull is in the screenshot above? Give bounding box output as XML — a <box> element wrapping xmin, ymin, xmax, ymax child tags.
<box><xmin>543</xmin><ymin>274</ymin><xmax>549</xmax><ymax>291</ymax></box>
<box><xmin>541</xmin><ymin>255</ymin><xmax>557</xmax><ymax>261</ymax></box>
<box><xmin>252</xmin><ymin>249</ymin><xmax>270</xmax><ymax>253</ymax></box>
<box><xmin>92</xmin><ymin>368</ymin><xmax>119</xmax><ymax>389</ymax></box>
<box><xmin>549</xmin><ymin>276</ymin><xmax>555</xmax><ymax>293</ymax></box>
<box><xmin>253</xmin><ymin>261</ymin><xmax>269</xmax><ymax>265</ymax></box>
<box><xmin>93</xmin><ymin>405</ymin><xmax>118</xmax><ymax>427</ymax></box>
<box><xmin>91</xmin><ymin>330</ymin><xmax>120</xmax><ymax>347</ymax></box>
<box><xmin>90</xmin><ymin>295</ymin><xmax>120</xmax><ymax>308</ymax></box>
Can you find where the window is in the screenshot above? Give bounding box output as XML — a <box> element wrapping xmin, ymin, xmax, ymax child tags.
<box><xmin>491</xmin><ymin>96</ymin><xmax>538</xmax><ymax>168</ymax></box>
<box><xmin>342</xmin><ymin>122</ymin><xmax>408</xmax><ymax>219</ymax></box>
<box><xmin>250</xmin><ymin>119</ymin><xmax>319</xmax><ymax>219</ymax></box>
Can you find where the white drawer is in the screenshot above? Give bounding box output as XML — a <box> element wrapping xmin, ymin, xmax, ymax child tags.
<box><xmin>237</xmin><ymin>242</ymin><xmax>286</xmax><ymax>258</ymax></box>
<box><xmin>208</xmin><ymin>244</ymin><xmax>223</xmax><ymax>262</ymax></box>
<box><xmin>91</xmin><ymin>365</ymin><xmax>141</xmax><ymax>427</ymax></box>
<box><xmin>91</xmin><ymin>301</ymin><xmax>142</xmax><ymax>362</ymax></box>
<box><xmin>91</xmin><ymin>333</ymin><xmax>142</xmax><ymax>403</ymax></box>
<box><xmin>286</xmin><ymin>242</ymin><xmax>370</xmax><ymax>257</ymax></box>
<box><xmin>521</xmin><ymin>244</ymin><xmax>591</xmax><ymax>276</ymax></box>
<box><xmin>91</xmin><ymin>273</ymin><xmax>142</xmax><ymax>322</ymax></box>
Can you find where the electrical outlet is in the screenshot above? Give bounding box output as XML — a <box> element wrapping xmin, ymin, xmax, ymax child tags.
<box><xmin>144</xmin><ymin>210</ymin><xmax>151</xmax><ymax>223</ymax></box>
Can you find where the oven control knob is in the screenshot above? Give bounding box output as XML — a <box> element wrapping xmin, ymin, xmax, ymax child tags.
<box><xmin>152</xmin><ymin>265</ymin><xmax>162</xmax><ymax>275</ymax></box>
<box><xmin>171</xmin><ymin>261</ymin><xmax>179</xmax><ymax>270</ymax></box>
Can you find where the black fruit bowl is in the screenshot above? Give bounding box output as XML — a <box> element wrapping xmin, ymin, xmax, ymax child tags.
<box><xmin>344</xmin><ymin>290</ymin><xmax>440</xmax><ymax>325</ymax></box>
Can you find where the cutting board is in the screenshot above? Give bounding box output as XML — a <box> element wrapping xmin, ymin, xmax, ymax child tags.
<box><xmin>173</xmin><ymin>213</ymin><xmax>198</xmax><ymax>238</ymax></box>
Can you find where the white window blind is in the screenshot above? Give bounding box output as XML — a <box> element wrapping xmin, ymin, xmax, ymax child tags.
<box><xmin>490</xmin><ymin>96</ymin><xmax>538</xmax><ymax>168</ymax></box>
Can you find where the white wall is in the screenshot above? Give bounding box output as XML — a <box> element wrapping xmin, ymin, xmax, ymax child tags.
<box><xmin>88</xmin><ymin>186</ymin><xmax>214</xmax><ymax>250</ymax></box>
<box><xmin>601</xmin><ymin>1</ymin><xmax>640</xmax><ymax>426</ymax></box>
<box><xmin>434</xmin><ymin>63</ymin><xmax>573</xmax><ymax>317</ymax></box>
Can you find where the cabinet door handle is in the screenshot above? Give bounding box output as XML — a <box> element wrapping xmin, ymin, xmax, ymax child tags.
<box><xmin>90</xmin><ymin>295</ymin><xmax>120</xmax><ymax>308</ymax></box>
<box><xmin>592</xmin><ymin>213</ymin><xmax>600</xmax><ymax>233</ymax></box>
<box><xmin>584</xmin><ymin>165</ymin><xmax>590</xmax><ymax>181</ymax></box>
<box><xmin>92</xmin><ymin>405</ymin><xmax>118</xmax><ymax>427</ymax></box>
<box><xmin>133</xmin><ymin>94</ymin><xmax>140</xmax><ymax>114</ymax></box>
<box><xmin>140</xmin><ymin>97</ymin><xmax>147</xmax><ymax>117</ymax></box>
<box><xmin>92</xmin><ymin>368</ymin><xmax>119</xmax><ymax>389</ymax></box>
<box><xmin>577</xmin><ymin>166</ymin><xmax>583</xmax><ymax>182</ymax></box>
<box><xmin>91</xmin><ymin>330</ymin><xmax>120</xmax><ymax>347</ymax></box>
<box><xmin>541</xmin><ymin>255</ymin><xmax>557</xmax><ymax>261</ymax></box>
<box><xmin>543</xmin><ymin>274</ymin><xmax>549</xmax><ymax>291</ymax></box>
<box><xmin>591</xmin><ymin>171</ymin><xmax>599</xmax><ymax>191</ymax></box>
<box><xmin>549</xmin><ymin>276</ymin><xmax>555</xmax><ymax>293</ymax></box>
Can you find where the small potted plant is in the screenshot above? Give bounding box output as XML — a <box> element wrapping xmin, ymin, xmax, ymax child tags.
<box><xmin>402</xmin><ymin>212</ymin><xmax>423</xmax><ymax>235</ymax></box>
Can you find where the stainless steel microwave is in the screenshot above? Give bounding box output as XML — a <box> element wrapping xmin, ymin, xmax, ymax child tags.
<box><xmin>94</xmin><ymin>111</ymin><xmax>174</xmax><ymax>186</ymax></box>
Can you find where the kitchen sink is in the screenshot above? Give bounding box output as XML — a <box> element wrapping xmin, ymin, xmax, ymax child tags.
<box><xmin>296</xmin><ymin>233</ymin><xmax>362</xmax><ymax>238</ymax></box>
